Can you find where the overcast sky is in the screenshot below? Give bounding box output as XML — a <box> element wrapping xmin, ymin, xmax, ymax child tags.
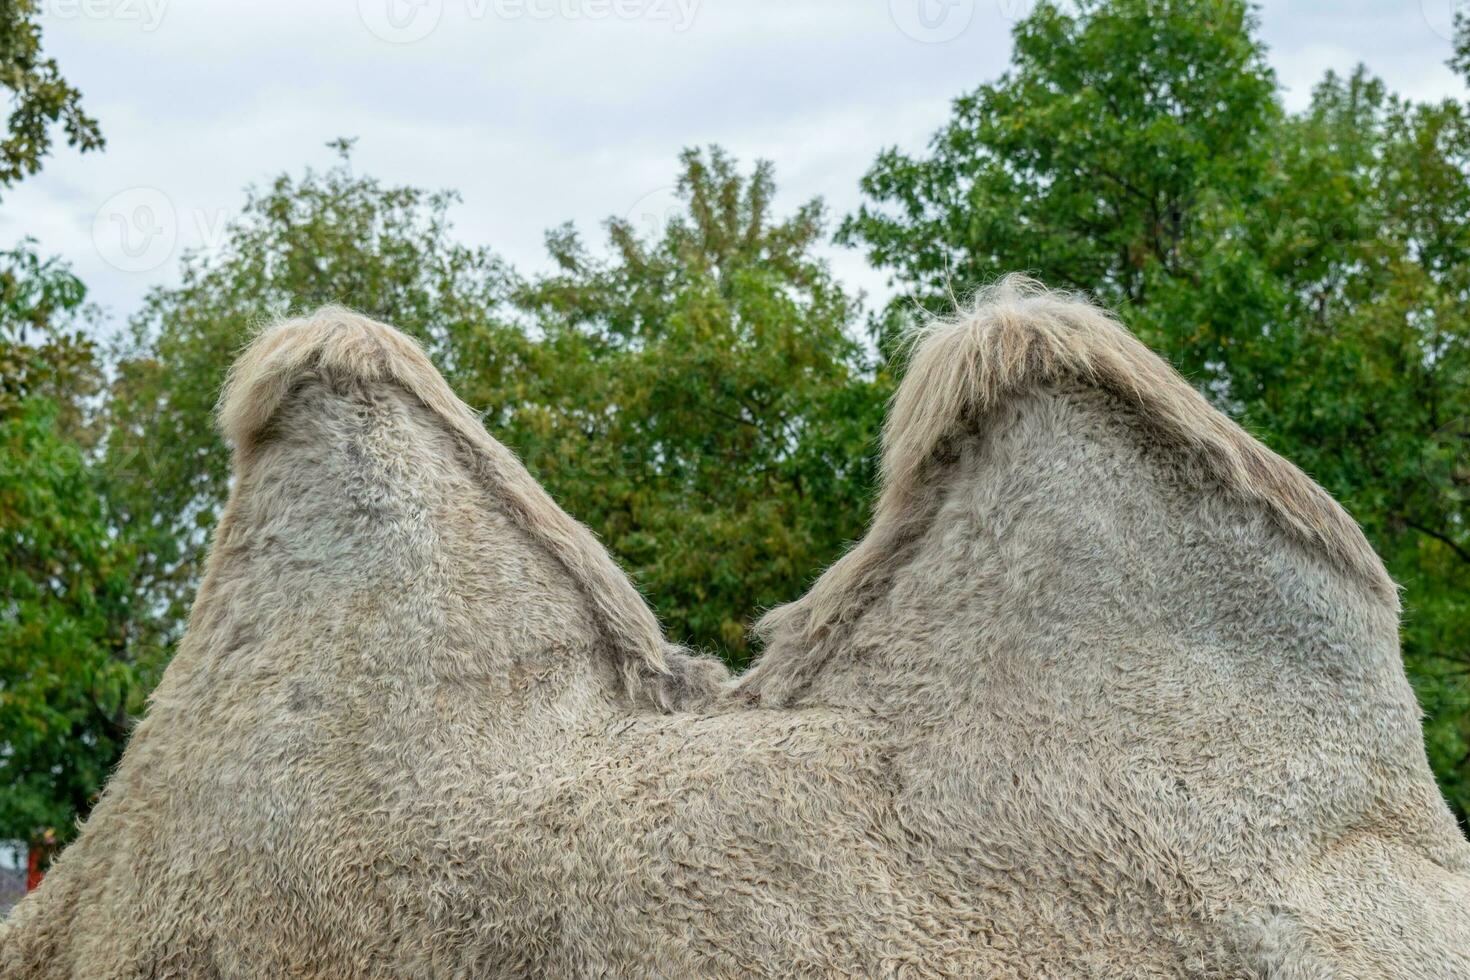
<box><xmin>5</xmin><ymin>0</ymin><xmax>1467</xmax><ymax>325</ymax></box>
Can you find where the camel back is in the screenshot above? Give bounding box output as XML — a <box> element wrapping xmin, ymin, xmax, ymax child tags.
<box><xmin>0</xmin><ymin>309</ymin><xmax>715</xmax><ymax>976</ymax></box>
<box><xmin>738</xmin><ymin>278</ymin><xmax>1470</xmax><ymax>974</ymax></box>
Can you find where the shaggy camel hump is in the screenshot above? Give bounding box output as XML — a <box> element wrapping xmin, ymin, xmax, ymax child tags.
<box><xmin>0</xmin><ymin>308</ymin><xmax>725</xmax><ymax>977</ymax></box>
<box><xmin>220</xmin><ymin>307</ymin><xmax>674</xmax><ymax>696</ymax></box>
<box><xmin>744</xmin><ymin>275</ymin><xmax>1396</xmax><ymax>701</ymax></box>
<box><xmin>740</xmin><ymin>276</ymin><xmax>1470</xmax><ymax>975</ymax></box>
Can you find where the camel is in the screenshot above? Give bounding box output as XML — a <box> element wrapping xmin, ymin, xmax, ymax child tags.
<box><xmin>3</xmin><ymin>277</ymin><xmax>1467</xmax><ymax>977</ymax></box>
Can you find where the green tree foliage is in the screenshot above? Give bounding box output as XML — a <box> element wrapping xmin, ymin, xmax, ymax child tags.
<box><xmin>0</xmin><ymin>2</ymin><xmax>114</xmax><ymax>847</ymax></box>
<box><xmin>6</xmin><ymin>141</ymin><xmax>516</xmax><ymax>843</ymax></box>
<box><xmin>0</xmin><ymin>251</ymin><xmax>159</xmax><ymax>848</ymax></box>
<box><xmin>0</xmin><ymin>243</ymin><xmax>97</xmax><ymax>437</ymax></box>
<box><xmin>105</xmin><ymin>142</ymin><xmax>516</xmax><ymax>628</ymax></box>
<box><xmin>1258</xmin><ymin>71</ymin><xmax>1470</xmax><ymax>819</ymax></box>
<box><xmin>501</xmin><ymin>148</ymin><xmax>880</xmax><ymax>658</ymax></box>
<box><xmin>0</xmin><ymin>400</ymin><xmax>150</xmax><ymax>846</ymax></box>
<box><xmin>842</xmin><ymin>0</ymin><xmax>1278</xmax><ymax>364</ymax></box>
<box><xmin>0</xmin><ymin>0</ymin><xmax>103</xmax><ymax>192</ymax></box>
<box><xmin>843</xmin><ymin>0</ymin><xmax>1470</xmax><ymax>822</ymax></box>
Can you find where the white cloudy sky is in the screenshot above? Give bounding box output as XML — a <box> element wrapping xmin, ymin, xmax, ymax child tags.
<box><xmin>4</xmin><ymin>0</ymin><xmax>1467</xmax><ymax>325</ymax></box>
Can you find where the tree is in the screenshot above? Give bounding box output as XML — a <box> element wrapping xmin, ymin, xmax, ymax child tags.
<box><xmin>0</xmin><ymin>0</ymin><xmax>103</xmax><ymax>192</ymax></box>
<box><xmin>7</xmin><ymin>139</ymin><xmax>519</xmax><ymax>845</ymax></box>
<box><xmin>0</xmin><ymin>250</ymin><xmax>158</xmax><ymax>849</ymax></box>
<box><xmin>841</xmin><ymin>0</ymin><xmax>1278</xmax><ymax>369</ymax></box>
<box><xmin>502</xmin><ymin>148</ymin><xmax>881</xmax><ymax>659</ymax></box>
<box><xmin>0</xmin><ymin>399</ymin><xmax>152</xmax><ymax>848</ymax></box>
<box><xmin>843</xmin><ymin>0</ymin><xmax>1470</xmax><ymax>823</ymax></box>
<box><xmin>105</xmin><ymin>142</ymin><xmax>517</xmax><ymax>629</ymax></box>
<box><xmin>0</xmin><ymin>242</ymin><xmax>98</xmax><ymax>437</ymax></box>
<box><xmin>0</xmin><ymin>0</ymin><xmax>114</xmax><ymax>852</ymax></box>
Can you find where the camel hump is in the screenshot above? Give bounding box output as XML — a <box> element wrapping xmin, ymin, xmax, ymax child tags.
<box><xmin>766</xmin><ymin>277</ymin><xmax>1391</xmax><ymax>645</ymax></box>
<box><xmin>733</xmin><ymin>279</ymin><xmax>1465</xmax><ymax>967</ymax></box>
<box><xmin>218</xmin><ymin>305</ymin><xmax>674</xmax><ymax>697</ymax></box>
<box><xmin>742</xmin><ymin>276</ymin><xmax>1397</xmax><ymax>703</ymax></box>
<box><xmin>218</xmin><ymin>306</ymin><xmax>478</xmax><ymax>459</ymax></box>
<box><xmin>881</xmin><ymin>276</ymin><xmax>1393</xmax><ymax>600</ymax></box>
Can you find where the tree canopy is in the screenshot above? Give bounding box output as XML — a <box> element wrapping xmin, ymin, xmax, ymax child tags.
<box><xmin>103</xmin><ymin>142</ymin><xmax>516</xmax><ymax>634</ymax></box>
<box><xmin>103</xmin><ymin>144</ymin><xmax>877</xmax><ymax>665</ymax></box>
<box><xmin>0</xmin><ymin>0</ymin><xmax>102</xmax><ymax>193</ymax></box>
<box><xmin>502</xmin><ymin>148</ymin><xmax>880</xmax><ymax>658</ymax></box>
<box><xmin>0</xmin><ymin>249</ymin><xmax>161</xmax><ymax>849</ymax></box>
<box><xmin>0</xmin><ymin>7</ymin><xmax>122</xmax><ymax>849</ymax></box>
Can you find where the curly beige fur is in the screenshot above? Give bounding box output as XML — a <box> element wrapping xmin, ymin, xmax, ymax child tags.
<box><xmin>4</xmin><ymin>284</ymin><xmax>1465</xmax><ymax>978</ymax></box>
<box><xmin>741</xmin><ymin>276</ymin><xmax>1396</xmax><ymax>702</ymax></box>
<box><xmin>219</xmin><ymin>307</ymin><xmax>698</xmax><ymax>707</ymax></box>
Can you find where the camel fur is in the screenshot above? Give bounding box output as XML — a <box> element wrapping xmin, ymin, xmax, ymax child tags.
<box><xmin>3</xmin><ymin>280</ymin><xmax>1466</xmax><ymax>977</ymax></box>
